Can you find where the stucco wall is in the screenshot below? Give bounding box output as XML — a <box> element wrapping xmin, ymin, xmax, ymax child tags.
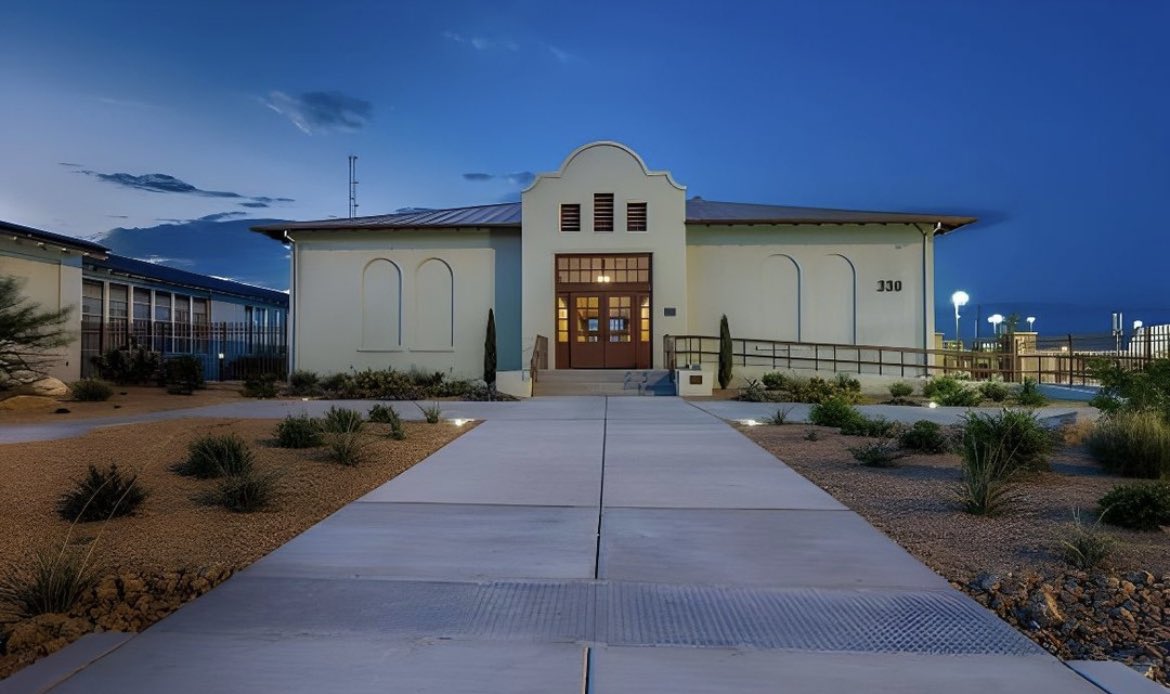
<box><xmin>0</xmin><ymin>241</ymin><xmax>83</xmax><ymax>382</ymax></box>
<box><xmin>291</xmin><ymin>229</ymin><xmax>500</xmax><ymax>379</ymax></box>
<box><xmin>686</xmin><ymin>224</ymin><xmax>934</xmax><ymax>350</ymax></box>
<box><xmin>521</xmin><ymin>142</ymin><xmax>688</xmax><ymax>369</ymax></box>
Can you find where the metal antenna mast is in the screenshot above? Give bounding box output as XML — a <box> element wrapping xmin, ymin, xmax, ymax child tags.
<box><xmin>348</xmin><ymin>155</ymin><xmax>359</xmax><ymax>218</ymax></box>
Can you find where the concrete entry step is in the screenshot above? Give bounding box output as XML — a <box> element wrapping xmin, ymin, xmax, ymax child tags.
<box><xmin>534</xmin><ymin>369</ymin><xmax>674</xmax><ymax>396</ymax></box>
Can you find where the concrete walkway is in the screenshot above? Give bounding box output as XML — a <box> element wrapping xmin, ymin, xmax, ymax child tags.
<box><xmin>12</xmin><ymin>397</ymin><xmax>1103</xmax><ymax>692</ymax></box>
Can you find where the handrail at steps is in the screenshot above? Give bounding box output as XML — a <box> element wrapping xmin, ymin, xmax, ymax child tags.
<box><xmin>530</xmin><ymin>335</ymin><xmax>549</xmax><ymax>384</ymax></box>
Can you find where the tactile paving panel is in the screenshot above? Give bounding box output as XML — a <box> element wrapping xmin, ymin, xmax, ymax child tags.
<box><xmin>601</xmin><ymin>582</ymin><xmax>1043</xmax><ymax>655</ymax></box>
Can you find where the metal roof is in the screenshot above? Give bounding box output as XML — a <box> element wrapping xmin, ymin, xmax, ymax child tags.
<box><xmin>253</xmin><ymin>198</ymin><xmax>976</xmax><ymax>238</ymax></box>
<box><xmin>0</xmin><ymin>219</ymin><xmax>110</xmax><ymax>256</ymax></box>
<box><xmin>87</xmin><ymin>254</ymin><xmax>288</xmax><ymax>306</ymax></box>
<box><xmin>684</xmin><ymin>199</ymin><xmax>976</xmax><ymax>233</ymax></box>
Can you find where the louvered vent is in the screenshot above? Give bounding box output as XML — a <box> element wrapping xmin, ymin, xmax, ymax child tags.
<box><xmin>560</xmin><ymin>204</ymin><xmax>580</xmax><ymax>232</ymax></box>
<box><xmin>594</xmin><ymin>193</ymin><xmax>614</xmax><ymax>232</ymax></box>
<box><xmin>627</xmin><ymin>202</ymin><xmax>647</xmax><ymax>231</ymax></box>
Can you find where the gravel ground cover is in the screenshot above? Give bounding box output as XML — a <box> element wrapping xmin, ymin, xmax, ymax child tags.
<box><xmin>0</xmin><ymin>384</ymin><xmax>249</xmax><ymax>424</ymax></box>
<box><xmin>741</xmin><ymin>422</ymin><xmax>1170</xmax><ymax>683</ymax></box>
<box><xmin>0</xmin><ymin>416</ymin><xmax>469</xmax><ymax>677</ymax></box>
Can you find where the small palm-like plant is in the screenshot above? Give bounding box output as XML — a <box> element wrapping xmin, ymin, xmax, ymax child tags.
<box><xmin>765</xmin><ymin>406</ymin><xmax>794</xmax><ymax>425</ymax></box>
<box><xmin>1059</xmin><ymin>510</ymin><xmax>1114</xmax><ymax>570</ymax></box>
<box><xmin>322</xmin><ymin>406</ymin><xmax>364</xmax><ymax>434</ymax></box>
<box><xmin>957</xmin><ymin>438</ymin><xmax>1018</xmax><ymax>515</ymax></box>
<box><xmin>0</xmin><ymin>547</ymin><xmax>98</xmax><ymax>619</ymax></box>
<box><xmin>418</xmin><ymin>402</ymin><xmax>442</xmax><ymax>424</ymax></box>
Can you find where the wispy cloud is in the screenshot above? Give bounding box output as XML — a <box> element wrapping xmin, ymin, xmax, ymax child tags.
<box><xmin>463</xmin><ymin>171</ymin><xmax>536</xmax><ymax>186</ymax></box>
<box><xmin>264</xmin><ymin>90</ymin><xmax>372</xmax><ymax>134</ymax></box>
<box><xmin>64</xmin><ymin>164</ymin><xmax>294</xmax><ymax>205</ymax></box>
<box><xmin>197</xmin><ymin>212</ymin><xmax>247</xmax><ymax>222</ymax></box>
<box><xmin>106</xmin><ymin>214</ymin><xmax>129</xmax><ymax>219</ymax></box>
<box><xmin>239</xmin><ymin>201</ymin><xmax>269</xmax><ymax>208</ymax></box>
<box><xmin>443</xmin><ymin>30</ymin><xmax>519</xmax><ymax>52</ymax></box>
<box><xmin>135</xmin><ymin>255</ymin><xmax>193</xmax><ymax>267</ymax></box>
<box><xmin>96</xmin><ymin>96</ymin><xmax>163</xmax><ymax>110</ymax></box>
<box><xmin>544</xmin><ymin>44</ymin><xmax>576</xmax><ymax>63</ymax></box>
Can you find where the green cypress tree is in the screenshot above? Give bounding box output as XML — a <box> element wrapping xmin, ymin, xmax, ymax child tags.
<box><xmin>718</xmin><ymin>314</ymin><xmax>733</xmax><ymax>389</ymax></box>
<box><xmin>484</xmin><ymin>308</ymin><xmax>497</xmax><ymax>386</ymax></box>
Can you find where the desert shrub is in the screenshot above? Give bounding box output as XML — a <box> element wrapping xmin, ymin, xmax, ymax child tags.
<box><xmin>160</xmin><ymin>355</ymin><xmax>204</xmax><ymax>395</ymax></box>
<box><xmin>322</xmin><ymin>406</ymin><xmax>364</xmax><ymax>434</ymax></box>
<box><xmin>326</xmin><ymin>428</ymin><xmax>366</xmax><ymax>466</ymax></box>
<box><xmin>761</xmin><ymin>372</ymin><xmax>788</xmax><ymax>391</ymax></box>
<box><xmin>804</xmin><ymin>429</ymin><xmax>820</xmax><ymax>441</ymax></box>
<box><xmin>840</xmin><ymin>415</ymin><xmax>900</xmax><ymax>438</ymax></box>
<box><xmin>388</xmin><ymin>417</ymin><xmax>406</xmax><ymax>440</ymax></box>
<box><xmin>1086</xmin><ymin>410</ymin><xmax>1170</xmax><ymax>479</ymax></box>
<box><xmin>924</xmin><ymin>375</ymin><xmax>983</xmax><ymax>407</ymax></box>
<box><xmin>419</xmin><ymin>403</ymin><xmax>442</xmax><ymax>424</ymax></box>
<box><xmin>241</xmin><ymin>373</ymin><xmax>279</xmax><ymax>398</ymax></box>
<box><xmin>762</xmin><ymin>375</ymin><xmax>863</xmax><ymax>405</ymax></box>
<box><xmin>850</xmin><ymin>440</ymin><xmax>901</xmax><ymax>467</ymax></box>
<box><xmin>201</xmin><ymin>470</ymin><xmax>278</xmax><ymax>512</ymax></box>
<box><xmin>898</xmin><ymin>420</ymin><xmax>949</xmax><ymax>454</ymax></box>
<box><xmin>1089</xmin><ymin>357</ymin><xmax>1170</xmax><ymax>419</ymax></box>
<box><xmin>1098</xmin><ymin>482</ymin><xmax>1170</xmax><ymax>531</ymax></box>
<box><xmin>957</xmin><ymin>438</ymin><xmax>1018</xmax><ymax>515</ymax></box>
<box><xmin>765</xmin><ymin>406</ymin><xmax>793</xmax><ymax>425</ymax></box>
<box><xmin>71</xmin><ymin>378</ymin><xmax>113</xmax><ymax>402</ymax></box>
<box><xmin>287</xmin><ymin>370</ymin><xmax>320</xmax><ymax>396</ymax></box>
<box><xmin>1014</xmin><ymin>378</ymin><xmax>1048</xmax><ymax>407</ymax></box>
<box><xmin>737</xmin><ymin>379</ymin><xmax>771</xmax><ymax>402</ymax></box>
<box><xmin>1060</xmin><ymin>511</ymin><xmax>1114</xmax><ymax>570</ymax></box>
<box><xmin>319</xmin><ymin>372</ymin><xmax>350</xmax><ymax>395</ymax></box>
<box><xmin>888</xmin><ymin>381</ymin><xmax>914</xmax><ymax>399</ymax></box>
<box><xmin>274</xmin><ymin>414</ymin><xmax>323</xmax><ymax>448</ymax></box>
<box><xmin>57</xmin><ymin>464</ymin><xmax>147</xmax><ymax>522</ymax></box>
<box><xmin>0</xmin><ymin>547</ymin><xmax>98</xmax><ymax>619</ymax></box>
<box><xmin>961</xmin><ymin>409</ymin><xmax>1052</xmax><ymax>474</ymax></box>
<box><xmin>978</xmin><ymin>381</ymin><xmax>1010</xmax><ymax>403</ymax></box>
<box><xmin>808</xmin><ymin>397</ymin><xmax>864</xmax><ymax>428</ymax></box>
<box><xmin>90</xmin><ymin>339</ymin><xmax>159</xmax><ymax>385</ymax></box>
<box><xmin>178</xmin><ymin>434</ymin><xmax>254</xmax><ymax>479</ymax></box>
<box><xmin>367</xmin><ymin>403</ymin><xmax>399</xmax><ymax>424</ymax></box>
<box><xmin>433</xmin><ymin>379</ymin><xmax>474</xmax><ymax>398</ymax></box>
<box><xmin>462</xmin><ymin>384</ymin><xmax>520</xmax><ymax>401</ymax></box>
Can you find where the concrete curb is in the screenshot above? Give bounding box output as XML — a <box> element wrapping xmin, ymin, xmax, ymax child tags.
<box><xmin>0</xmin><ymin>632</ymin><xmax>132</xmax><ymax>693</ymax></box>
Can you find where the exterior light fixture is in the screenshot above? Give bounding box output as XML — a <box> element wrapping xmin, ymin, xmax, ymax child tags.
<box><xmin>951</xmin><ymin>291</ymin><xmax>969</xmax><ymax>348</ymax></box>
<box><xmin>740</xmin><ymin>419</ymin><xmax>762</xmax><ymax>426</ymax></box>
<box><xmin>596</xmin><ymin>275</ymin><xmax>611</xmax><ymax>283</ymax></box>
<box><xmin>988</xmin><ymin>314</ymin><xmax>1004</xmax><ymax>335</ymax></box>
<box><xmin>1026</xmin><ymin>316</ymin><xmax>1036</xmax><ymax>332</ymax></box>
<box><xmin>450</xmin><ymin>418</ymin><xmax>471</xmax><ymax>427</ymax></box>
<box><xmin>928</xmin><ymin>402</ymin><xmax>938</xmax><ymax>409</ymax></box>
<box><xmin>1133</xmin><ymin>320</ymin><xmax>1144</xmax><ymax>331</ymax></box>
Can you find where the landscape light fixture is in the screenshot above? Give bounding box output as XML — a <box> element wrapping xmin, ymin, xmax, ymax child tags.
<box><xmin>1026</xmin><ymin>316</ymin><xmax>1036</xmax><ymax>332</ymax></box>
<box><xmin>988</xmin><ymin>314</ymin><xmax>1004</xmax><ymax>336</ymax></box>
<box><xmin>951</xmin><ymin>291</ymin><xmax>969</xmax><ymax>348</ymax></box>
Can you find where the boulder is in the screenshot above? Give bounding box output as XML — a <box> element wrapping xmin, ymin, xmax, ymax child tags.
<box><xmin>0</xmin><ymin>395</ymin><xmax>59</xmax><ymax>411</ymax></box>
<box><xmin>0</xmin><ymin>376</ymin><xmax>70</xmax><ymax>399</ymax></box>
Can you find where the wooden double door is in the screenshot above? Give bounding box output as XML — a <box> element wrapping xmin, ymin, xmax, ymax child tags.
<box><xmin>562</xmin><ymin>291</ymin><xmax>651</xmax><ymax>369</ymax></box>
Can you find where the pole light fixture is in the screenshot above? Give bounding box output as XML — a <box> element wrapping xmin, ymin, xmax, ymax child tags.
<box><xmin>1026</xmin><ymin>316</ymin><xmax>1036</xmax><ymax>332</ymax></box>
<box><xmin>951</xmin><ymin>291</ymin><xmax>969</xmax><ymax>348</ymax></box>
<box><xmin>1134</xmin><ymin>320</ymin><xmax>1144</xmax><ymax>331</ymax></box>
<box><xmin>988</xmin><ymin>314</ymin><xmax>1004</xmax><ymax>336</ymax></box>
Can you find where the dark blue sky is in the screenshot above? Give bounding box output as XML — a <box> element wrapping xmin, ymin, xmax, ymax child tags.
<box><xmin>1</xmin><ymin>0</ymin><xmax>1166</xmax><ymax>335</ymax></box>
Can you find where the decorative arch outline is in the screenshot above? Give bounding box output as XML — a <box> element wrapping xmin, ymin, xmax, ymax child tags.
<box><xmin>523</xmin><ymin>140</ymin><xmax>686</xmax><ymax>193</ymax></box>
<box><xmin>415</xmin><ymin>257</ymin><xmax>454</xmax><ymax>348</ymax></box>
<box><xmin>826</xmin><ymin>253</ymin><xmax>858</xmax><ymax>344</ymax></box>
<box><xmin>762</xmin><ymin>253</ymin><xmax>802</xmax><ymax>342</ymax></box>
<box><xmin>360</xmin><ymin>258</ymin><xmax>402</xmax><ymax>349</ymax></box>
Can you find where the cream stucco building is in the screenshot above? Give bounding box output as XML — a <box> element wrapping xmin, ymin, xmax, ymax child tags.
<box><xmin>255</xmin><ymin>141</ymin><xmax>975</xmax><ymax>393</ymax></box>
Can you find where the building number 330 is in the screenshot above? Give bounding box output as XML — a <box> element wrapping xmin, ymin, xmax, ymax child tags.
<box><xmin>876</xmin><ymin>280</ymin><xmax>903</xmax><ymax>292</ymax></box>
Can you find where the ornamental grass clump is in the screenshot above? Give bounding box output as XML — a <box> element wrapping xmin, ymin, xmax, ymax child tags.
<box><xmin>1086</xmin><ymin>410</ymin><xmax>1170</xmax><ymax>479</ymax></box>
<box><xmin>178</xmin><ymin>434</ymin><xmax>255</xmax><ymax>479</ymax></box>
<box><xmin>924</xmin><ymin>375</ymin><xmax>982</xmax><ymax>407</ymax></box>
<box><xmin>0</xmin><ymin>547</ymin><xmax>98</xmax><ymax>619</ymax></box>
<box><xmin>1059</xmin><ymin>510</ymin><xmax>1114</xmax><ymax>570</ymax></box>
<box><xmin>961</xmin><ymin>409</ymin><xmax>1051</xmax><ymax>474</ymax></box>
<box><xmin>957</xmin><ymin>437</ymin><xmax>1018</xmax><ymax>516</ymax></box>
<box><xmin>273</xmin><ymin>414</ymin><xmax>323</xmax><ymax>449</ymax></box>
<box><xmin>57</xmin><ymin>464</ymin><xmax>147</xmax><ymax>523</ymax></box>
<box><xmin>419</xmin><ymin>402</ymin><xmax>442</xmax><ymax>424</ymax></box>
<box><xmin>321</xmin><ymin>406</ymin><xmax>364</xmax><ymax>434</ymax></box>
<box><xmin>201</xmin><ymin>470</ymin><xmax>279</xmax><ymax>513</ymax></box>
<box><xmin>839</xmin><ymin>415</ymin><xmax>900</xmax><ymax>438</ymax></box>
<box><xmin>849</xmin><ymin>440</ymin><xmax>902</xmax><ymax>468</ymax></box>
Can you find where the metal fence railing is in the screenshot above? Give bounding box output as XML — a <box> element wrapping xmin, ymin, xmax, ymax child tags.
<box><xmin>81</xmin><ymin>319</ymin><xmax>287</xmax><ymax>381</ymax></box>
<box><xmin>666</xmin><ymin>332</ymin><xmax>1163</xmax><ymax>386</ymax></box>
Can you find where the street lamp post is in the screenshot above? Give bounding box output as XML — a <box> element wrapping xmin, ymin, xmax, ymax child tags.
<box><xmin>951</xmin><ymin>291</ymin><xmax>969</xmax><ymax>349</ymax></box>
<box><xmin>988</xmin><ymin>314</ymin><xmax>1004</xmax><ymax>339</ymax></box>
<box><xmin>1026</xmin><ymin>316</ymin><xmax>1036</xmax><ymax>332</ymax></box>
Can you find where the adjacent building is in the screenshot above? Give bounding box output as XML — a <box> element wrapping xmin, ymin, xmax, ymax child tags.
<box><xmin>1</xmin><ymin>219</ymin><xmax>288</xmax><ymax>383</ymax></box>
<box><xmin>254</xmin><ymin>141</ymin><xmax>976</xmax><ymax>394</ymax></box>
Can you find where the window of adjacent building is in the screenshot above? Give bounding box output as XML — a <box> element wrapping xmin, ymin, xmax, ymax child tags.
<box><xmin>82</xmin><ymin>281</ymin><xmax>103</xmax><ymax>320</ymax></box>
<box><xmin>593</xmin><ymin>193</ymin><xmax>614</xmax><ymax>232</ymax></box>
<box><xmin>193</xmin><ymin>298</ymin><xmax>209</xmax><ymax>353</ymax></box>
<box><xmin>153</xmin><ymin>292</ymin><xmax>172</xmax><ymax>352</ymax></box>
<box><xmin>108</xmin><ymin>284</ymin><xmax>128</xmax><ymax>319</ymax></box>
<box><xmin>560</xmin><ymin>203</ymin><xmax>580</xmax><ymax>232</ymax></box>
<box><xmin>132</xmin><ymin>288</ymin><xmax>151</xmax><ymax>321</ymax></box>
<box><xmin>627</xmin><ymin>202</ymin><xmax>648</xmax><ymax>232</ymax></box>
<box><xmin>192</xmin><ymin>298</ymin><xmax>209</xmax><ymax>325</ymax></box>
<box><xmin>154</xmin><ymin>292</ymin><xmax>171</xmax><ymax>322</ymax></box>
<box><xmin>556</xmin><ymin>254</ymin><xmax>650</xmax><ymax>284</ymax></box>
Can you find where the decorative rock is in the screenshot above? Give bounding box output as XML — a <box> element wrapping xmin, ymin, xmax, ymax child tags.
<box><xmin>1</xmin><ymin>377</ymin><xmax>70</xmax><ymax>399</ymax></box>
<box><xmin>0</xmin><ymin>395</ymin><xmax>58</xmax><ymax>411</ymax></box>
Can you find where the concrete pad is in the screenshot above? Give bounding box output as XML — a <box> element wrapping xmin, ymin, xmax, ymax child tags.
<box><xmin>689</xmin><ymin>399</ymin><xmax>1082</xmax><ymax>427</ymax></box>
<box><xmin>1068</xmin><ymin>660</ymin><xmax>1168</xmax><ymax>693</ymax></box>
<box><xmin>360</xmin><ymin>419</ymin><xmax>603</xmax><ymax>507</ymax></box>
<box><xmin>589</xmin><ymin>647</ymin><xmax>1102</xmax><ymax>694</ymax></box>
<box><xmin>52</xmin><ymin>633</ymin><xmax>584</xmax><ymax>694</ymax></box>
<box><xmin>604</xmin><ymin>397</ymin><xmax>715</xmax><ymax>422</ymax></box>
<box><xmin>246</xmin><ymin>502</ymin><xmax>599</xmax><ymax>581</ymax></box>
<box><xmin>599</xmin><ymin>508</ymin><xmax>948</xmax><ymax>589</ymax></box>
<box><xmin>0</xmin><ymin>632</ymin><xmax>132</xmax><ymax>694</ymax></box>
